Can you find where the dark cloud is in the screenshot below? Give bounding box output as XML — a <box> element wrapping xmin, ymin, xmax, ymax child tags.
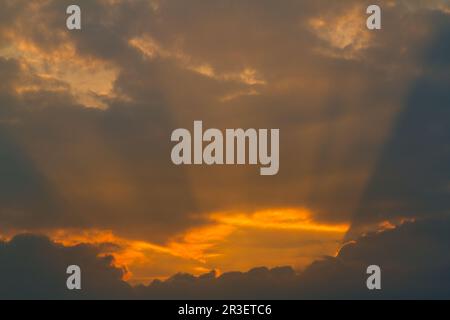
<box><xmin>1</xmin><ymin>217</ymin><xmax>449</xmax><ymax>299</ymax></box>
<box><xmin>349</xmin><ymin>10</ymin><xmax>450</xmax><ymax>235</ymax></box>
<box><xmin>0</xmin><ymin>234</ymin><xmax>132</xmax><ymax>299</ymax></box>
<box><xmin>0</xmin><ymin>56</ymin><xmax>200</xmax><ymax>241</ymax></box>
<box><xmin>304</xmin><ymin>217</ymin><xmax>450</xmax><ymax>299</ymax></box>
<box><xmin>0</xmin><ymin>127</ymin><xmax>61</xmax><ymax>231</ymax></box>
<box><xmin>134</xmin><ymin>217</ymin><xmax>450</xmax><ymax>299</ymax></box>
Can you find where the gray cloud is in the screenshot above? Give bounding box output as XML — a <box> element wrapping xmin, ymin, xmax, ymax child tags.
<box><xmin>349</xmin><ymin>11</ymin><xmax>450</xmax><ymax>236</ymax></box>
<box><xmin>0</xmin><ymin>234</ymin><xmax>132</xmax><ymax>299</ymax></box>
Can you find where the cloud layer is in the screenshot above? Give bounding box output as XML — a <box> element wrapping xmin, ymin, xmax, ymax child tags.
<box><xmin>1</xmin><ymin>0</ymin><xmax>450</xmax><ymax>292</ymax></box>
<box><xmin>2</xmin><ymin>217</ymin><xmax>449</xmax><ymax>299</ymax></box>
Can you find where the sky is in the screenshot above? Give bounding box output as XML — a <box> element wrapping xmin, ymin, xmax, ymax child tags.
<box><xmin>0</xmin><ymin>0</ymin><xmax>450</xmax><ymax>299</ymax></box>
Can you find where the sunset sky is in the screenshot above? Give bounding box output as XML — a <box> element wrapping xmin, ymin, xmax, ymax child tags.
<box><xmin>1</xmin><ymin>0</ymin><xmax>450</xmax><ymax>299</ymax></box>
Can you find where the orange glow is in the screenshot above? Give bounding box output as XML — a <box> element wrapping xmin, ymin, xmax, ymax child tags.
<box><xmin>2</xmin><ymin>208</ymin><xmax>350</xmax><ymax>283</ymax></box>
<box><xmin>210</xmin><ymin>208</ymin><xmax>350</xmax><ymax>233</ymax></box>
<box><xmin>46</xmin><ymin>225</ymin><xmax>235</xmax><ymax>281</ymax></box>
<box><xmin>41</xmin><ymin>208</ymin><xmax>349</xmax><ymax>282</ymax></box>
